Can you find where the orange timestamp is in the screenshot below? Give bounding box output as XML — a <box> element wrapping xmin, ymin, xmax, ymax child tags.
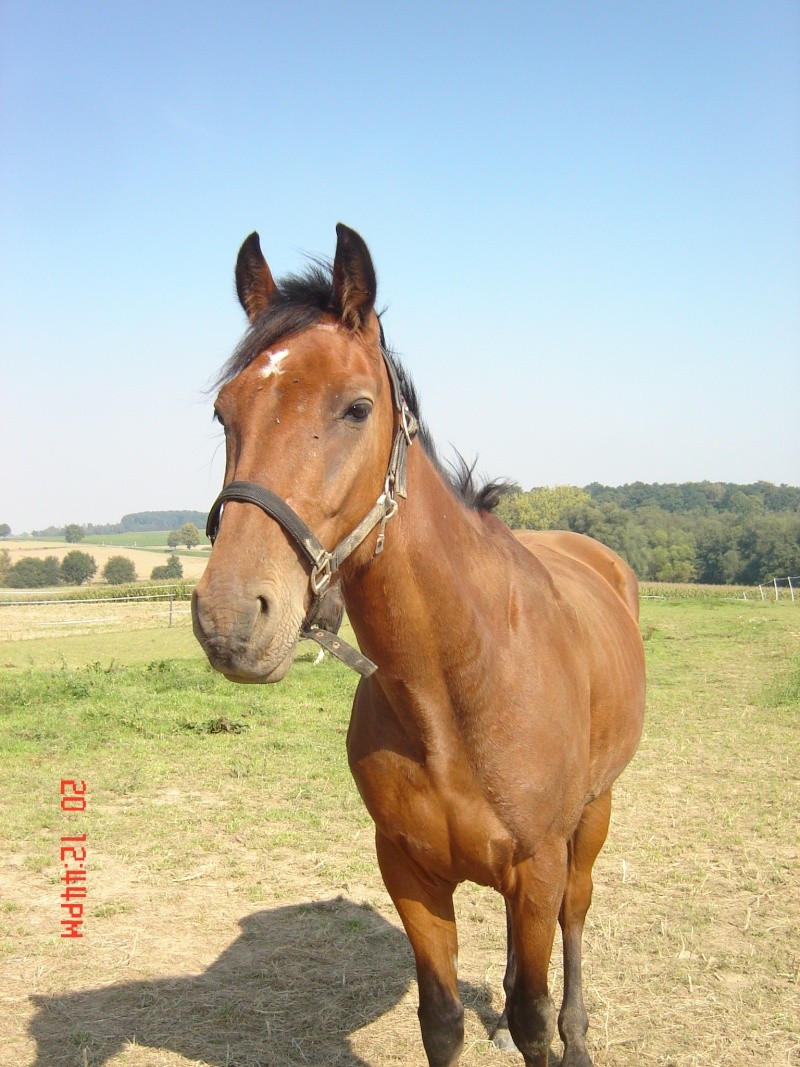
<box><xmin>59</xmin><ymin>779</ymin><xmax>87</xmax><ymax>938</ymax></box>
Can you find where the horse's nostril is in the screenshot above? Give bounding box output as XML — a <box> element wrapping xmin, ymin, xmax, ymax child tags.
<box><xmin>257</xmin><ymin>595</ymin><xmax>270</xmax><ymax>616</ymax></box>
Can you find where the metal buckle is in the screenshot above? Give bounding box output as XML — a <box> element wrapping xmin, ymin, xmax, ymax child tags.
<box><xmin>374</xmin><ymin>495</ymin><xmax>399</xmax><ymax>556</ymax></box>
<box><xmin>400</xmin><ymin>400</ymin><xmax>417</xmax><ymax>446</ymax></box>
<box><xmin>310</xmin><ymin>552</ymin><xmax>333</xmax><ymax>595</ymax></box>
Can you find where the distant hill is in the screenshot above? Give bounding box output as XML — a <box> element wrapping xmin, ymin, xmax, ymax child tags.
<box><xmin>495</xmin><ymin>481</ymin><xmax>799</xmax><ymax>584</ymax></box>
<box><xmin>29</xmin><ymin>511</ymin><xmax>208</xmax><ymax>537</ymax></box>
<box><xmin>119</xmin><ymin>511</ymin><xmax>207</xmax><ymax>533</ymax></box>
<box><xmin>583</xmin><ymin>480</ymin><xmax>800</xmax><ymax>515</ymax></box>
<box><xmin>84</xmin><ymin>511</ymin><xmax>207</xmax><ymax>535</ymax></box>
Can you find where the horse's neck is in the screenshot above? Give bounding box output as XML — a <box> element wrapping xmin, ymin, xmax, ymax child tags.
<box><xmin>342</xmin><ymin>446</ymin><xmax>505</xmax><ymax>688</ymax></box>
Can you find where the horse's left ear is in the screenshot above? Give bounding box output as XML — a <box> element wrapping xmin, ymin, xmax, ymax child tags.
<box><xmin>333</xmin><ymin>223</ymin><xmax>377</xmax><ymax>329</ymax></box>
<box><xmin>235</xmin><ymin>232</ymin><xmax>277</xmax><ymax>323</ymax></box>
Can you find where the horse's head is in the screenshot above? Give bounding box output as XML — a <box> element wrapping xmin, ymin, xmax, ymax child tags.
<box><xmin>193</xmin><ymin>225</ymin><xmax>406</xmax><ymax>683</ymax></box>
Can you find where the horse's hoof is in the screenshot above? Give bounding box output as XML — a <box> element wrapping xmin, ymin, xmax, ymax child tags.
<box><xmin>492</xmin><ymin>1025</ymin><xmax>517</xmax><ymax>1051</ymax></box>
<box><xmin>561</xmin><ymin>1049</ymin><xmax>593</xmax><ymax>1067</ymax></box>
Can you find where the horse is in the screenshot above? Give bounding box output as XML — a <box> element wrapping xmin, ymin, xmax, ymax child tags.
<box><xmin>192</xmin><ymin>224</ymin><xmax>646</xmax><ymax>1067</ymax></box>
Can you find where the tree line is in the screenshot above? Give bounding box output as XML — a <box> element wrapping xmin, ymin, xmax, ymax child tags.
<box><xmin>0</xmin><ymin>550</ymin><xmax>184</xmax><ymax>588</ymax></box>
<box><xmin>0</xmin><ymin>522</ymin><xmax>203</xmax><ymax>589</ymax></box>
<box><xmin>29</xmin><ymin>511</ymin><xmax>207</xmax><ymax>538</ymax></box>
<box><xmin>494</xmin><ymin>481</ymin><xmax>799</xmax><ymax>584</ymax></box>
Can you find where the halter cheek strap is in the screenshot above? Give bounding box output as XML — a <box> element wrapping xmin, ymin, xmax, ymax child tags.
<box><xmin>204</xmin><ymin>350</ymin><xmax>418</xmax><ymax>677</ymax></box>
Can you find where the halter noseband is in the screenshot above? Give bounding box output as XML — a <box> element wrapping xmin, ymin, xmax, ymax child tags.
<box><xmin>204</xmin><ymin>347</ymin><xmax>418</xmax><ymax>678</ymax></box>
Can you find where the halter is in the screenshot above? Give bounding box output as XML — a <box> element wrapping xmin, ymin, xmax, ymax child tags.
<box><xmin>205</xmin><ymin>347</ymin><xmax>418</xmax><ymax>678</ymax></box>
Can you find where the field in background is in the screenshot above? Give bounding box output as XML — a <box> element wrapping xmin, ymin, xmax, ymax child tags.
<box><xmin>80</xmin><ymin>532</ymin><xmax>200</xmax><ymax>549</ymax></box>
<box><xmin>0</xmin><ymin>595</ymin><xmax>798</xmax><ymax>1066</ymax></box>
<box><xmin>0</xmin><ymin>593</ymin><xmax>194</xmax><ymax>646</ymax></box>
<box><xmin>1</xmin><ymin>537</ymin><xmax>209</xmax><ymax>584</ymax></box>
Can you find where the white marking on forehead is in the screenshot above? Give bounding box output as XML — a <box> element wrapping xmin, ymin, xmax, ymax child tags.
<box><xmin>315</xmin><ymin>323</ymin><xmax>339</xmax><ymax>333</ymax></box>
<box><xmin>259</xmin><ymin>348</ymin><xmax>290</xmax><ymax>379</ymax></box>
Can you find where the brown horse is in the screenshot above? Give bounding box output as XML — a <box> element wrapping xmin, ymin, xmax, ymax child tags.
<box><xmin>192</xmin><ymin>224</ymin><xmax>646</xmax><ymax>1067</ymax></box>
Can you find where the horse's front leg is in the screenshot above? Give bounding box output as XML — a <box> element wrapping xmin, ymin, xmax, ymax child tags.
<box><xmin>375</xmin><ymin>831</ymin><xmax>464</xmax><ymax>1067</ymax></box>
<box><xmin>558</xmin><ymin>790</ymin><xmax>612</xmax><ymax>1067</ymax></box>
<box><xmin>504</xmin><ymin>838</ymin><xmax>568</xmax><ymax>1067</ymax></box>
<box><xmin>491</xmin><ymin>901</ymin><xmax>519</xmax><ymax>1050</ymax></box>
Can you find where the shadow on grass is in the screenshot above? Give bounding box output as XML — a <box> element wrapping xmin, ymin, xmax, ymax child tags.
<box><xmin>29</xmin><ymin>896</ymin><xmax>509</xmax><ymax>1066</ymax></box>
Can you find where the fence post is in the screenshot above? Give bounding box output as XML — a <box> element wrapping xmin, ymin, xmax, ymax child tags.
<box><xmin>789</xmin><ymin>576</ymin><xmax>796</xmax><ymax>603</ymax></box>
<box><xmin>773</xmin><ymin>578</ymin><xmax>780</xmax><ymax>601</ymax></box>
<box><xmin>169</xmin><ymin>592</ymin><xmax>173</xmax><ymax>627</ymax></box>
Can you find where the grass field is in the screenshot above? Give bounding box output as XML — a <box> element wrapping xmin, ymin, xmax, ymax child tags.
<box><xmin>0</xmin><ymin>596</ymin><xmax>797</xmax><ymax>1066</ymax></box>
<box><xmin>21</xmin><ymin>532</ymin><xmax>210</xmax><ymax>549</ymax></box>
<box><xmin>80</xmin><ymin>532</ymin><xmax>210</xmax><ymax>550</ymax></box>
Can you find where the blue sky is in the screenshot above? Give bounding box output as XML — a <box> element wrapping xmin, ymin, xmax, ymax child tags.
<box><xmin>1</xmin><ymin>0</ymin><xmax>798</xmax><ymax>533</ymax></box>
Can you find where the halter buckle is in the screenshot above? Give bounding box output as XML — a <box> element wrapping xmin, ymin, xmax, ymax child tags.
<box><xmin>310</xmin><ymin>552</ymin><xmax>333</xmax><ymax>595</ymax></box>
<box><xmin>374</xmin><ymin>495</ymin><xmax>399</xmax><ymax>556</ymax></box>
<box><xmin>400</xmin><ymin>400</ymin><xmax>417</xmax><ymax>446</ymax></box>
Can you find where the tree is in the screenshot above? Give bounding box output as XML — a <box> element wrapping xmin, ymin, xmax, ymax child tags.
<box><xmin>4</xmin><ymin>556</ymin><xmax>61</xmax><ymax>588</ymax></box>
<box><xmin>0</xmin><ymin>548</ymin><xmax>10</xmax><ymax>583</ymax></box>
<box><xmin>177</xmin><ymin>522</ymin><xmax>201</xmax><ymax>549</ymax></box>
<box><xmin>151</xmin><ymin>555</ymin><xmax>184</xmax><ymax>580</ymax></box>
<box><xmin>737</xmin><ymin>514</ymin><xmax>800</xmax><ymax>584</ymax></box>
<box><xmin>64</xmin><ymin>524</ymin><xmax>85</xmax><ymax>543</ymax></box>
<box><xmin>167</xmin><ymin>530</ymin><xmax>181</xmax><ymax>549</ymax></box>
<box><xmin>0</xmin><ymin>523</ymin><xmax>10</xmax><ymax>538</ymax></box>
<box><xmin>102</xmin><ymin>556</ymin><xmax>136</xmax><ymax>585</ymax></box>
<box><xmin>495</xmin><ymin>486</ymin><xmax>592</xmax><ymax>530</ymax></box>
<box><xmin>60</xmin><ymin>550</ymin><xmax>97</xmax><ymax>585</ymax></box>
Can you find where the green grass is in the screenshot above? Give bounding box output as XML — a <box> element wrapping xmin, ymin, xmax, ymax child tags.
<box><xmin>81</xmin><ymin>531</ymin><xmax>210</xmax><ymax>549</ymax></box>
<box><xmin>82</xmin><ymin>532</ymin><xmax>174</xmax><ymax>548</ymax></box>
<box><xmin>2</xmin><ymin>595</ymin><xmax>798</xmax><ymax>1067</ymax></box>
<box><xmin>0</xmin><ymin>642</ymin><xmax>366</xmax><ymax>874</ymax></box>
<box><xmin>0</xmin><ymin>615</ymin><xmax>359</xmax><ymax>670</ymax></box>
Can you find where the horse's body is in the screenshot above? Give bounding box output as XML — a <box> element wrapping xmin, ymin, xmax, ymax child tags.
<box><xmin>192</xmin><ymin>225</ymin><xmax>645</xmax><ymax>1067</ymax></box>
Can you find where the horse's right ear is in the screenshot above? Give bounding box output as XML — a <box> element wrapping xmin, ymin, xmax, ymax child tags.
<box><xmin>235</xmin><ymin>232</ymin><xmax>277</xmax><ymax>322</ymax></box>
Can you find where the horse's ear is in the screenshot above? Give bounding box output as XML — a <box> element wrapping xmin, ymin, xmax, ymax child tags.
<box><xmin>235</xmin><ymin>232</ymin><xmax>277</xmax><ymax>322</ymax></box>
<box><xmin>333</xmin><ymin>223</ymin><xmax>377</xmax><ymax>329</ymax></box>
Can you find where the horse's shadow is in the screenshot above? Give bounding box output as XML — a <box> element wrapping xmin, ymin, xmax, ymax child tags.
<box><xmin>29</xmin><ymin>896</ymin><xmax>501</xmax><ymax>1066</ymax></box>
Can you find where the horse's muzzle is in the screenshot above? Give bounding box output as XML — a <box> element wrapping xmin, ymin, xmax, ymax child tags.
<box><xmin>191</xmin><ymin>583</ymin><xmax>300</xmax><ymax>683</ymax></box>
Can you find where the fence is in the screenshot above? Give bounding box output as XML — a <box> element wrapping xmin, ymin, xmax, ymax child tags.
<box><xmin>759</xmin><ymin>576</ymin><xmax>799</xmax><ymax>602</ymax></box>
<box><xmin>0</xmin><ymin>587</ymin><xmax>196</xmax><ymax>642</ymax></box>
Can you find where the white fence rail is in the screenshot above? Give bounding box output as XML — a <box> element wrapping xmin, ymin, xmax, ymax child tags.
<box><xmin>0</xmin><ymin>590</ymin><xmax>196</xmax><ymax>641</ymax></box>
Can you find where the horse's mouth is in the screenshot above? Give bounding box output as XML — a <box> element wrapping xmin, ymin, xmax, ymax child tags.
<box><xmin>218</xmin><ymin>656</ymin><xmax>294</xmax><ymax>684</ymax></box>
<box><xmin>195</xmin><ymin>626</ymin><xmax>301</xmax><ymax>685</ymax></box>
<box><xmin>191</xmin><ymin>579</ymin><xmax>308</xmax><ymax>684</ymax></box>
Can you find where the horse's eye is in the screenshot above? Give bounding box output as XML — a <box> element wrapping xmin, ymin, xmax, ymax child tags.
<box><xmin>344</xmin><ymin>400</ymin><xmax>373</xmax><ymax>423</ymax></box>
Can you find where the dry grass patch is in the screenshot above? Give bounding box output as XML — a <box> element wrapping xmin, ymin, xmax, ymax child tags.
<box><xmin>0</xmin><ymin>596</ymin><xmax>196</xmax><ymax>643</ymax></box>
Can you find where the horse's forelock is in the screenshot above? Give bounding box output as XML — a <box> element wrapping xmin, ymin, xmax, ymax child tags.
<box><xmin>213</xmin><ymin>262</ymin><xmax>507</xmax><ymax>514</ymax></box>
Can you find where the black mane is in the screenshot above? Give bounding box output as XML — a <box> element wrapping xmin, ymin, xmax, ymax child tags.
<box><xmin>214</xmin><ymin>262</ymin><xmax>513</xmax><ymax>514</ymax></box>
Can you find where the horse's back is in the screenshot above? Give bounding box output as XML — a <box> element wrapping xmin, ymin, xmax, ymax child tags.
<box><xmin>514</xmin><ymin>529</ymin><xmax>639</xmax><ymax>621</ymax></box>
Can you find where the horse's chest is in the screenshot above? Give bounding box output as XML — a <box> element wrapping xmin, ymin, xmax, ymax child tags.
<box><xmin>347</xmin><ymin>679</ymin><xmax>586</xmax><ymax>886</ymax></box>
<box><xmin>350</xmin><ymin>747</ymin><xmax>525</xmax><ymax>887</ymax></box>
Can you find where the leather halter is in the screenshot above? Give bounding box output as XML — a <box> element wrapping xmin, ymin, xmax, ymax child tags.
<box><xmin>205</xmin><ymin>347</ymin><xmax>418</xmax><ymax>677</ymax></box>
